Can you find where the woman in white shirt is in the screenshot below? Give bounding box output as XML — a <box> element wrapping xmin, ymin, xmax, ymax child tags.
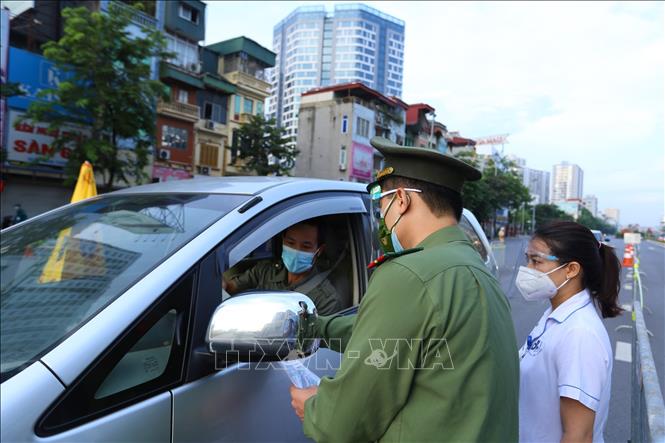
<box><xmin>516</xmin><ymin>221</ymin><xmax>622</xmax><ymax>443</ymax></box>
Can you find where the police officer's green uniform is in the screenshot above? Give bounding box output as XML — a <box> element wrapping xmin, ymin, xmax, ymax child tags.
<box><xmin>228</xmin><ymin>259</ymin><xmax>341</xmax><ymax>315</ymax></box>
<box><xmin>301</xmin><ymin>137</ymin><xmax>519</xmax><ymax>442</ymax></box>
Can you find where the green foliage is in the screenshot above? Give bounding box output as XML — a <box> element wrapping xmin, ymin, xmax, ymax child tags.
<box><xmin>534</xmin><ymin>204</ymin><xmax>574</xmax><ymax>229</ymax></box>
<box><xmin>22</xmin><ymin>5</ymin><xmax>171</xmax><ymax>191</ymax></box>
<box><xmin>577</xmin><ymin>206</ymin><xmax>617</xmax><ymax>234</ymax></box>
<box><xmin>0</xmin><ymin>82</ymin><xmax>25</xmax><ymax>98</ymax></box>
<box><xmin>454</xmin><ymin>150</ymin><xmax>533</xmax><ymax>224</ymax></box>
<box><xmin>236</xmin><ymin>114</ymin><xmax>299</xmax><ymax>176</ymax></box>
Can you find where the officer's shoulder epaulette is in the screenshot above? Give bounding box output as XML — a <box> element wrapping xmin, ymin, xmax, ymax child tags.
<box><xmin>367</xmin><ymin>247</ymin><xmax>423</xmax><ymax>270</ymax></box>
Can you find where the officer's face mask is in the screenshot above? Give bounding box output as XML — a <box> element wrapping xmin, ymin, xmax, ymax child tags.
<box><xmin>371</xmin><ymin>187</ymin><xmax>421</xmax><ymax>254</ymax></box>
<box><xmin>515</xmin><ymin>263</ymin><xmax>571</xmax><ymax>301</ymax></box>
<box><xmin>282</xmin><ymin>244</ymin><xmax>318</xmax><ymax>274</ymax></box>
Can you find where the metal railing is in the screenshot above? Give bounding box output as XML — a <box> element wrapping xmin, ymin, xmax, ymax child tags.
<box><xmin>108</xmin><ymin>1</ymin><xmax>158</xmax><ymax>29</ymax></box>
<box><xmin>629</xmin><ymin>249</ymin><xmax>665</xmax><ymax>442</ymax></box>
<box><xmin>157</xmin><ymin>100</ymin><xmax>200</xmax><ymax>121</ymax></box>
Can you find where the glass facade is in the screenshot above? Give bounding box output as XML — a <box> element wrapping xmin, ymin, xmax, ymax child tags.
<box><xmin>269</xmin><ymin>4</ymin><xmax>404</xmax><ymax>140</ymax></box>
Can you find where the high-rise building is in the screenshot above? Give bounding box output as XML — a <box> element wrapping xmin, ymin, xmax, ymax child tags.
<box><xmin>551</xmin><ymin>162</ymin><xmax>583</xmax><ymax>202</ymax></box>
<box><xmin>582</xmin><ymin>195</ymin><xmax>598</xmax><ymax>217</ymax></box>
<box><xmin>604</xmin><ymin>208</ymin><xmax>620</xmax><ymax>227</ymax></box>
<box><xmin>523</xmin><ymin>168</ymin><xmax>551</xmax><ymax>205</ymax></box>
<box><xmin>503</xmin><ymin>156</ymin><xmax>550</xmax><ymax>205</ymax></box>
<box><xmin>268</xmin><ymin>4</ymin><xmax>405</xmax><ymax>142</ymax></box>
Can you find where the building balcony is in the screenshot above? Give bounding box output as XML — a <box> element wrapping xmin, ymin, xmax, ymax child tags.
<box><xmin>157</xmin><ymin>100</ymin><xmax>200</xmax><ymax>122</ymax></box>
<box><xmin>109</xmin><ymin>1</ymin><xmax>158</xmax><ymax>28</ymax></box>
<box><xmin>229</xmin><ymin>113</ymin><xmax>257</xmax><ymax>124</ymax></box>
<box><xmin>225</xmin><ymin>71</ymin><xmax>271</xmax><ymax>96</ymax></box>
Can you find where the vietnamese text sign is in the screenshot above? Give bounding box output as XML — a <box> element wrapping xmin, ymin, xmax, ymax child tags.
<box><xmin>7</xmin><ymin>110</ymin><xmax>90</xmax><ymax>167</ymax></box>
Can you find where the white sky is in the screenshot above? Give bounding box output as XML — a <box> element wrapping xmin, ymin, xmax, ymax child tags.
<box><xmin>205</xmin><ymin>1</ymin><xmax>664</xmax><ymax>228</ymax></box>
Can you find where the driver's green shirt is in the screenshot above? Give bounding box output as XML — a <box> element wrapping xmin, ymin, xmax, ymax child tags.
<box><xmin>230</xmin><ymin>260</ymin><xmax>341</xmax><ymax>315</ymax></box>
<box><xmin>303</xmin><ymin>225</ymin><xmax>519</xmax><ymax>442</ymax></box>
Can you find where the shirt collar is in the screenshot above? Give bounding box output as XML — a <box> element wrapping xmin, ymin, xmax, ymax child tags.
<box><xmin>416</xmin><ymin>225</ymin><xmax>470</xmax><ymax>249</ymax></box>
<box><xmin>547</xmin><ymin>289</ymin><xmax>592</xmax><ymax>323</ymax></box>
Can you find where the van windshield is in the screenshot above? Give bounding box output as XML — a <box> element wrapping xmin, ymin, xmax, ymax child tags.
<box><xmin>0</xmin><ymin>193</ymin><xmax>248</xmax><ymax>382</ymax></box>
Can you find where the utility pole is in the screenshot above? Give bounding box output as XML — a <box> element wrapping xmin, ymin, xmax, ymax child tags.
<box><xmin>429</xmin><ymin>111</ymin><xmax>436</xmax><ymax>149</ymax></box>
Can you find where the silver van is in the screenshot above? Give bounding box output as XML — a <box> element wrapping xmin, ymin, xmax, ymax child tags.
<box><xmin>1</xmin><ymin>177</ymin><xmax>497</xmax><ymax>442</ymax></box>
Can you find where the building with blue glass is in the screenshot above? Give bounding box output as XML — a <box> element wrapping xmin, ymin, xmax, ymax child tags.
<box><xmin>268</xmin><ymin>3</ymin><xmax>405</xmax><ymax>141</ymax></box>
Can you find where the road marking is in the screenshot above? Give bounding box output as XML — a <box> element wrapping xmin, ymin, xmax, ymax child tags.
<box><xmin>624</xmin><ymin>284</ymin><xmax>633</xmax><ymax>290</ymax></box>
<box><xmin>615</xmin><ymin>341</ymin><xmax>632</xmax><ymax>363</ymax></box>
<box><xmin>621</xmin><ymin>304</ymin><xmax>632</xmax><ymax>312</ymax></box>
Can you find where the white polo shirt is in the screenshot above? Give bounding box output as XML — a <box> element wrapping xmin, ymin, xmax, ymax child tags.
<box><xmin>519</xmin><ymin>289</ymin><xmax>613</xmax><ymax>443</ymax></box>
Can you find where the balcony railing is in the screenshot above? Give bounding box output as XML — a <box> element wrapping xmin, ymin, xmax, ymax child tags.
<box><xmin>109</xmin><ymin>1</ymin><xmax>158</xmax><ymax>28</ymax></box>
<box><xmin>226</xmin><ymin>71</ymin><xmax>271</xmax><ymax>94</ymax></box>
<box><xmin>157</xmin><ymin>100</ymin><xmax>200</xmax><ymax>121</ymax></box>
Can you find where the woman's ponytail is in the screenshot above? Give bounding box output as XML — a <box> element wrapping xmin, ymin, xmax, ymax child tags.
<box><xmin>595</xmin><ymin>242</ymin><xmax>622</xmax><ymax>318</ymax></box>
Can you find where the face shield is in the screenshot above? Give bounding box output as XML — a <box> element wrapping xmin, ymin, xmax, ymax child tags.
<box><xmin>523</xmin><ymin>248</ymin><xmax>559</xmax><ymax>265</ymax></box>
<box><xmin>369</xmin><ymin>185</ymin><xmax>423</xmax><ymax>222</ymax></box>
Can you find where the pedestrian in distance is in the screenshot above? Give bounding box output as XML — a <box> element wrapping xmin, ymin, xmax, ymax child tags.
<box><xmin>516</xmin><ymin>221</ymin><xmax>622</xmax><ymax>442</ymax></box>
<box><xmin>13</xmin><ymin>204</ymin><xmax>28</xmax><ymax>225</ymax></box>
<box><xmin>290</xmin><ymin>136</ymin><xmax>520</xmax><ymax>442</ymax></box>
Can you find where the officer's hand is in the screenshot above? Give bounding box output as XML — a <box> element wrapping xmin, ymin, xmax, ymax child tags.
<box><xmin>289</xmin><ymin>385</ymin><xmax>317</xmax><ymax>421</ymax></box>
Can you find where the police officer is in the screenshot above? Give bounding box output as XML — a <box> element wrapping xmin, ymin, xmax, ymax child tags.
<box><xmin>223</xmin><ymin>218</ymin><xmax>341</xmax><ymax>315</ymax></box>
<box><xmin>290</xmin><ymin>137</ymin><xmax>519</xmax><ymax>442</ymax></box>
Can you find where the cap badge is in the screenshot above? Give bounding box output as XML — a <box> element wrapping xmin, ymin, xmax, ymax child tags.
<box><xmin>376</xmin><ymin>166</ymin><xmax>394</xmax><ymax>180</ymax></box>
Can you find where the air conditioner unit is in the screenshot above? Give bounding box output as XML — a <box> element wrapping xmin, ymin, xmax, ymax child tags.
<box><xmin>158</xmin><ymin>149</ymin><xmax>171</xmax><ymax>160</ymax></box>
<box><xmin>205</xmin><ymin>120</ymin><xmax>215</xmax><ymax>130</ymax></box>
<box><xmin>190</xmin><ymin>62</ymin><xmax>201</xmax><ymax>73</ymax></box>
<box><xmin>200</xmin><ymin>166</ymin><xmax>210</xmax><ymax>175</ymax></box>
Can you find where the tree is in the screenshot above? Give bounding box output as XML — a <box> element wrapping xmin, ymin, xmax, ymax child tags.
<box><xmin>454</xmin><ymin>150</ymin><xmax>532</xmax><ymax>234</ymax></box>
<box><xmin>1</xmin><ymin>82</ymin><xmax>25</xmax><ymax>163</ymax></box>
<box><xmin>22</xmin><ymin>4</ymin><xmax>170</xmax><ymax>191</ymax></box>
<box><xmin>236</xmin><ymin>114</ymin><xmax>299</xmax><ymax>176</ymax></box>
<box><xmin>577</xmin><ymin>207</ymin><xmax>616</xmax><ymax>234</ymax></box>
<box><xmin>534</xmin><ymin>204</ymin><xmax>574</xmax><ymax>229</ymax></box>
<box><xmin>0</xmin><ymin>82</ymin><xmax>25</xmax><ymax>99</ymax></box>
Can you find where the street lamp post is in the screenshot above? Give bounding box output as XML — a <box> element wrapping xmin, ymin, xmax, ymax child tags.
<box><xmin>429</xmin><ymin>111</ymin><xmax>436</xmax><ymax>149</ymax></box>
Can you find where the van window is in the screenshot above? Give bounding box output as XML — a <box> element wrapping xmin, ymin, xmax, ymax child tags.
<box><xmin>224</xmin><ymin>215</ymin><xmax>356</xmax><ymax>314</ymax></box>
<box><xmin>1</xmin><ymin>193</ymin><xmax>247</xmax><ymax>382</ymax></box>
<box><xmin>459</xmin><ymin>215</ymin><xmax>489</xmax><ymax>262</ymax></box>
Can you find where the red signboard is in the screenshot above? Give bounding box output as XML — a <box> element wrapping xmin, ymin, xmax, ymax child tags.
<box><xmin>350</xmin><ymin>141</ymin><xmax>373</xmax><ymax>181</ymax></box>
<box><xmin>152</xmin><ymin>165</ymin><xmax>192</xmax><ymax>182</ymax></box>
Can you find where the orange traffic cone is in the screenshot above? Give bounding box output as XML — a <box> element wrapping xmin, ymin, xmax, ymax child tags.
<box><xmin>622</xmin><ymin>246</ymin><xmax>634</xmax><ymax>268</ymax></box>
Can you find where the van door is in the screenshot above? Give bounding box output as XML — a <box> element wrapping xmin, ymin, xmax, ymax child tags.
<box><xmin>172</xmin><ymin>191</ymin><xmax>369</xmax><ymax>442</ymax></box>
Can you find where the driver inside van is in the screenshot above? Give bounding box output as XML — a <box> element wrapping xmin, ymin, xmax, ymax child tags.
<box><xmin>222</xmin><ymin>219</ymin><xmax>342</xmax><ymax>315</ymax></box>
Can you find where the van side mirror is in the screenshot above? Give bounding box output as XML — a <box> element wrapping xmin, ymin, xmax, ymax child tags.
<box><xmin>205</xmin><ymin>291</ymin><xmax>319</xmax><ymax>362</ymax></box>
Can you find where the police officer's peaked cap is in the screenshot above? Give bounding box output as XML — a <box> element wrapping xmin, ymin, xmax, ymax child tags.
<box><xmin>367</xmin><ymin>136</ymin><xmax>481</xmax><ymax>194</ymax></box>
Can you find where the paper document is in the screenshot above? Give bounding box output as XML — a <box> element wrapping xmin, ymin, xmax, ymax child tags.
<box><xmin>280</xmin><ymin>359</ymin><xmax>321</xmax><ymax>388</ymax></box>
